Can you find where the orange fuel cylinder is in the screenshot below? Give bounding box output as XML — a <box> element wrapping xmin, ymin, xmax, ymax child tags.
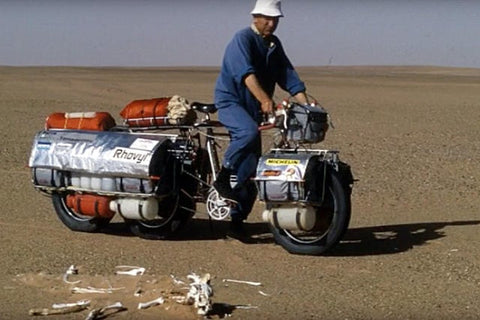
<box><xmin>66</xmin><ymin>194</ymin><xmax>116</xmax><ymax>219</ymax></box>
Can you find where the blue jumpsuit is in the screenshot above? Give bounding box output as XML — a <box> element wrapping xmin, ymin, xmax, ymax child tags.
<box><xmin>214</xmin><ymin>26</ymin><xmax>306</xmax><ymax>220</ymax></box>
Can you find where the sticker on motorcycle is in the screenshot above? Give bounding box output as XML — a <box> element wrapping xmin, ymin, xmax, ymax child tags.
<box><xmin>265</xmin><ymin>159</ymin><xmax>300</xmax><ymax>165</ymax></box>
<box><xmin>130</xmin><ymin>138</ymin><xmax>160</xmax><ymax>151</ymax></box>
<box><xmin>284</xmin><ymin>165</ymin><xmax>302</xmax><ymax>180</ymax></box>
<box><xmin>36</xmin><ymin>141</ymin><xmax>52</xmax><ymax>150</ymax></box>
<box><xmin>111</xmin><ymin>147</ymin><xmax>151</xmax><ymax>164</ymax></box>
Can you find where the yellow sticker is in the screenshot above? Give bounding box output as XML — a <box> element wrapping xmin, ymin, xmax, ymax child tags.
<box><xmin>265</xmin><ymin>159</ymin><xmax>300</xmax><ymax>165</ymax></box>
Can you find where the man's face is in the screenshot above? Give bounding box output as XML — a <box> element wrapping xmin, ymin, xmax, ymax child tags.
<box><xmin>253</xmin><ymin>15</ymin><xmax>280</xmax><ymax>38</ymax></box>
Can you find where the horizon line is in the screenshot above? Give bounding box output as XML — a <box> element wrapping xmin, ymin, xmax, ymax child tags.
<box><xmin>1</xmin><ymin>64</ymin><xmax>480</xmax><ymax>70</ymax></box>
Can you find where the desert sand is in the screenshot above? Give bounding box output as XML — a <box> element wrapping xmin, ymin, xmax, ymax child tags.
<box><xmin>0</xmin><ymin>66</ymin><xmax>479</xmax><ymax>319</ymax></box>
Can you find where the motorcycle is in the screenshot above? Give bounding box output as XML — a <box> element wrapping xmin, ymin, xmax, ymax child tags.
<box><xmin>28</xmin><ymin>96</ymin><xmax>353</xmax><ymax>255</ymax></box>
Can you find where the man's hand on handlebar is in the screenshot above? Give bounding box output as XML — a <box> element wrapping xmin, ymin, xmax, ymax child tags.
<box><xmin>260</xmin><ymin>99</ymin><xmax>274</xmax><ymax>114</ymax></box>
<box><xmin>293</xmin><ymin>91</ymin><xmax>309</xmax><ymax>106</ymax></box>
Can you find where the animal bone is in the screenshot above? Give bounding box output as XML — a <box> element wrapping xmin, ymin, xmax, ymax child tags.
<box><xmin>170</xmin><ymin>274</ymin><xmax>186</xmax><ymax>285</ymax></box>
<box><xmin>63</xmin><ymin>265</ymin><xmax>81</xmax><ymax>284</ymax></box>
<box><xmin>85</xmin><ymin>302</ymin><xmax>125</xmax><ymax>320</ymax></box>
<box><xmin>71</xmin><ymin>286</ymin><xmax>124</xmax><ymax>294</ymax></box>
<box><xmin>134</xmin><ymin>287</ymin><xmax>143</xmax><ymax>297</ymax></box>
<box><xmin>234</xmin><ymin>304</ymin><xmax>259</xmax><ymax>310</ymax></box>
<box><xmin>114</xmin><ymin>266</ymin><xmax>145</xmax><ymax>276</ymax></box>
<box><xmin>137</xmin><ymin>297</ymin><xmax>165</xmax><ymax>310</ymax></box>
<box><xmin>170</xmin><ymin>295</ymin><xmax>187</xmax><ymax>303</ymax></box>
<box><xmin>29</xmin><ymin>304</ymin><xmax>88</xmax><ymax>316</ymax></box>
<box><xmin>185</xmin><ymin>273</ymin><xmax>213</xmax><ymax>315</ymax></box>
<box><xmin>52</xmin><ymin>299</ymin><xmax>90</xmax><ymax>309</ymax></box>
<box><xmin>213</xmin><ymin>303</ymin><xmax>258</xmax><ymax>316</ymax></box>
<box><xmin>222</xmin><ymin>278</ymin><xmax>262</xmax><ymax>286</ymax></box>
<box><xmin>217</xmin><ymin>303</ymin><xmax>259</xmax><ymax>310</ymax></box>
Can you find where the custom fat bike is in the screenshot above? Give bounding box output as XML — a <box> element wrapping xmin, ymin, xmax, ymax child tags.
<box><xmin>29</xmin><ymin>98</ymin><xmax>353</xmax><ymax>255</ymax></box>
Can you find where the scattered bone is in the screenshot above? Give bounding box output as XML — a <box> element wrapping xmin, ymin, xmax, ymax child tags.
<box><xmin>222</xmin><ymin>278</ymin><xmax>262</xmax><ymax>286</ymax></box>
<box><xmin>170</xmin><ymin>295</ymin><xmax>187</xmax><ymax>303</ymax></box>
<box><xmin>185</xmin><ymin>273</ymin><xmax>213</xmax><ymax>315</ymax></box>
<box><xmin>114</xmin><ymin>266</ymin><xmax>145</xmax><ymax>276</ymax></box>
<box><xmin>115</xmin><ymin>265</ymin><xmax>143</xmax><ymax>269</ymax></box>
<box><xmin>234</xmin><ymin>304</ymin><xmax>259</xmax><ymax>310</ymax></box>
<box><xmin>27</xmin><ymin>268</ymin><xmax>266</xmax><ymax>318</ymax></box>
<box><xmin>137</xmin><ymin>296</ymin><xmax>165</xmax><ymax>310</ymax></box>
<box><xmin>258</xmin><ymin>290</ymin><xmax>270</xmax><ymax>296</ymax></box>
<box><xmin>29</xmin><ymin>304</ymin><xmax>88</xmax><ymax>316</ymax></box>
<box><xmin>63</xmin><ymin>265</ymin><xmax>81</xmax><ymax>284</ymax></box>
<box><xmin>213</xmin><ymin>303</ymin><xmax>258</xmax><ymax>316</ymax></box>
<box><xmin>71</xmin><ymin>286</ymin><xmax>124</xmax><ymax>294</ymax></box>
<box><xmin>170</xmin><ymin>274</ymin><xmax>186</xmax><ymax>285</ymax></box>
<box><xmin>134</xmin><ymin>287</ymin><xmax>143</xmax><ymax>297</ymax></box>
<box><xmin>52</xmin><ymin>299</ymin><xmax>91</xmax><ymax>309</ymax></box>
<box><xmin>85</xmin><ymin>302</ymin><xmax>126</xmax><ymax>320</ymax></box>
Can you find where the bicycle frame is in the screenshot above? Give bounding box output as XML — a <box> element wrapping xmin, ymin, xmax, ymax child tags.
<box><xmin>175</xmin><ymin>114</ymin><xmax>230</xmax><ymax>204</ymax></box>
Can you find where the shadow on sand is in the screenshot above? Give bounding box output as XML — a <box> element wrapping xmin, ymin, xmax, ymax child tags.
<box><xmin>330</xmin><ymin>220</ymin><xmax>480</xmax><ymax>256</ymax></box>
<box><xmin>102</xmin><ymin>218</ymin><xmax>480</xmax><ymax>256</ymax></box>
<box><xmin>101</xmin><ymin>217</ymin><xmax>273</xmax><ymax>242</ymax></box>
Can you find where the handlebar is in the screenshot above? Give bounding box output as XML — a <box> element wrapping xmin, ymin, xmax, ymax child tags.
<box><xmin>258</xmin><ymin>122</ymin><xmax>276</xmax><ymax>131</ymax></box>
<box><xmin>190</xmin><ymin>98</ymin><xmax>327</xmax><ymax>133</ymax></box>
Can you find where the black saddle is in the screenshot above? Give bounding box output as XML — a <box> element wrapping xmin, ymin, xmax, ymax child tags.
<box><xmin>191</xmin><ymin>102</ymin><xmax>217</xmax><ymax>114</ymax></box>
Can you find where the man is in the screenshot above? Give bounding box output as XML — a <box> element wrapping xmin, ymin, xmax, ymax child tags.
<box><xmin>214</xmin><ymin>0</ymin><xmax>309</xmax><ymax>236</ymax></box>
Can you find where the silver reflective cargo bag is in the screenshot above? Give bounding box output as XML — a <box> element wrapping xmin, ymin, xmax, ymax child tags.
<box><xmin>254</xmin><ymin>152</ymin><xmax>321</xmax><ymax>202</ymax></box>
<box><xmin>28</xmin><ymin>130</ymin><xmax>176</xmax><ymax>179</ymax></box>
<box><xmin>286</xmin><ymin>104</ymin><xmax>329</xmax><ymax>144</ymax></box>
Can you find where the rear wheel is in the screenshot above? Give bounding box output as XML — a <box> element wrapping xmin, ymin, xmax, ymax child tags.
<box><xmin>270</xmin><ymin>169</ymin><xmax>351</xmax><ymax>255</ymax></box>
<box><xmin>52</xmin><ymin>192</ymin><xmax>112</xmax><ymax>232</ymax></box>
<box><xmin>126</xmin><ymin>193</ymin><xmax>194</xmax><ymax>240</ymax></box>
<box><xmin>126</xmin><ymin>167</ymin><xmax>197</xmax><ymax>240</ymax></box>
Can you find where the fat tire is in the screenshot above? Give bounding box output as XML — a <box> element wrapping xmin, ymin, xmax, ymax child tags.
<box><xmin>52</xmin><ymin>193</ymin><xmax>112</xmax><ymax>232</ymax></box>
<box><xmin>270</xmin><ymin>168</ymin><xmax>351</xmax><ymax>255</ymax></box>
<box><xmin>126</xmin><ymin>193</ymin><xmax>195</xmax><ymax>240</ymax></box>
<box><xmin>126</xmin><ymin>166</ymin><xmax>197</xmax><ymax>240</ymax></box>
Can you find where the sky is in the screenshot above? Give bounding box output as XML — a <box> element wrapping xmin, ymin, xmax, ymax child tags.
<box><xmin>1</xmin><ymin>0</ymin><xmax>480</xmax><ymax>68</ymax></box>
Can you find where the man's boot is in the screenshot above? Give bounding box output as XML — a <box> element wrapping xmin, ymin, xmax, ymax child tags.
<box><xmin>213</xmin><ymin>166</ymin><xmax>238</xmax><ymax>203</ymax></box>
<box><xmin>226</xmin><ymin>218</ymin><xmax>249</xmax><ymax>241</ymax></box>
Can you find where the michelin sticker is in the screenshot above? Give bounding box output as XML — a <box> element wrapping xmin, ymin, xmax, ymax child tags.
<box><xmin>265</xmin><ymin>159</ymin><xmax>300</xmax><ymax>165</ymax></box>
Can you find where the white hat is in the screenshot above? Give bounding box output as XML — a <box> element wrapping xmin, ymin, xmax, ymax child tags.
<box><xmin>251</xmin><ymin>0</ymin><xmax>284</xmax><ymax>17</ymax></box>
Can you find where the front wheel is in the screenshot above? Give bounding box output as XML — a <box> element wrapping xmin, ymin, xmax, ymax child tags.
<box><xmin>269</xmin><ymin>169</ymin><xmax>351</xmax><ymax>255</ymax></box>
<box><xmin>52</xmin><ymin>192</ymin><xmax>112</xmax><ymax>232</ymax></box>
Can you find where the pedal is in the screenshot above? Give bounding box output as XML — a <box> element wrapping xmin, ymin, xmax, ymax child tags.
<box><xmin>206</xmin><ymin>188</ymin><xmax>235</xmax><ymax>220</ymax></box>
